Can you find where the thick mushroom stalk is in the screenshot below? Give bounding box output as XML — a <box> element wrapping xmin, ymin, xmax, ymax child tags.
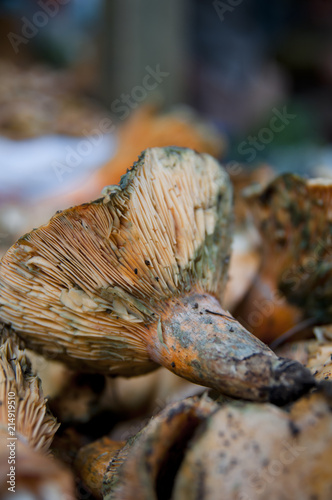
<box><xmin>0</xmin><ymin>147</ymin><xmax>314</xmax><ymax>402</ymax></box>
<box><xmin>147</xmin><ymin>290</ymin><xmax>314</xmax><ymax>404</ymax></box>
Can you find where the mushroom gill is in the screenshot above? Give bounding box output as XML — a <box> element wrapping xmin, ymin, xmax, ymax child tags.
<box><xmin>0</xmin><ymin>147</ymin><xmax>231</xmax><ymax>374</ymax></box>
<box><xmin>0</xmin><ymin>147</ymin><xmax>314</xmax><ymax>402</ymax></box>
<box><xmin>0</xmin><ymin>330</ymin><xmax>59</xmax><ymax>452</ymax></box>
<box><xmin>0</xmin><ymin>326</ymin><xmax>75</xmax><ymax>499</ymax></box>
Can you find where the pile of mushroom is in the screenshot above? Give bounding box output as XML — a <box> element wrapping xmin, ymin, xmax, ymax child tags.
<box><xmin>71</xmin><ymin>384</ymin><xmax>332</xmax><ymax>500</ymax></box>
<box><xmin>1</xmin><ymin>146</ymin><xmax>331</xmax><ymax>499</ymax></box>
<box><xmin>0</xmin><ymin>147</ymin><xmax>314</xmax><ymax>403</ymax></box>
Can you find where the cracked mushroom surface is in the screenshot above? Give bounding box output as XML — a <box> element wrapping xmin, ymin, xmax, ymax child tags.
<box><xmin>0</xmin><ymin>147</ymin><xmax>314</xmax><ymax>402</ymax></box>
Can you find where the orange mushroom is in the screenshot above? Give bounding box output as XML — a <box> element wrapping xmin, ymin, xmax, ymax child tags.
<box><xmin>58</xmin><ymin>103</ymin><xmax>226</xmax><ymax>207</ymax></box>
<box><xmin>0</xmin><ymin>148</ymin><xmax>314</xmax><ymax>403</ymax></box>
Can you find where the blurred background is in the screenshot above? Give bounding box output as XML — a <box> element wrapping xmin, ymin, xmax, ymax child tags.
<box><xmin>0</xmin><ymin>0</ymin><xmax>332</xmax><ymax>248</ymax></box>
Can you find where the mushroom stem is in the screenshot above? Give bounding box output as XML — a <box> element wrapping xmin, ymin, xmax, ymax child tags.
<box><xmin>147</xmin><ymin>290</ymin><xmax>315</xmax><ymax>404</ymax></box>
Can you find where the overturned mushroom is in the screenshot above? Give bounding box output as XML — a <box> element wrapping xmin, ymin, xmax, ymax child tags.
<box><xmin>73</xmin><ymin>396</ymin><xmax>218</xmax><ymax>498</ymax></box>
<box><xmin>75</xmin><ymin>436</ymin><xmax>126</xmax><ymax>499</ymax></box>
<box><xmin>0</xmin><ymin>147</ymin><xmax>314</xmax><ymax>402</ymax></box>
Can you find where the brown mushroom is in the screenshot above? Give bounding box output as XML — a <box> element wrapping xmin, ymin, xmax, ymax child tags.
<box><xmin>171</xmin><ymin>389</ymin><xmax>332</xmax><ymax>500</ymax></box>
<box><xmin>0</xmin><ymin>147</ymin><xmax>314</xmax><ymax>403</ymax></box>
<box><xmin>277</xmin><ymin>337</ymin><xmax>332</xmax><ymax>382</ymax></box>
<box><xmin>102</xmin><ymin>395</ymin><xmax>219</xmax><ymax>500</ymax></box>
<box><xmin>75</xmin><ymin>436</ymin><xmax>125</xmax><ymax>499</ymax></box>
<box><xmin>0</xmin><ymin>329</ymin><xmax>59</xmax><ymax>452</ymax></box>
<box><xmin>0</xmin><ymin>326</ymin><xmax>75</xmax><ymax>499</ymax></box>
<box><xmin>84</xmin><ymin>388</ymin><xmax>332</xmax><ymax>500</ymax></box>
<box><xmin>72</xmin><ymin>396</ymin><xmax>219</xmax><ymax>498</ymax></box>
<box><xmin>236</xmin><ymin>173</ymin><xmax>332</xmax><ymax>344</ymax></box>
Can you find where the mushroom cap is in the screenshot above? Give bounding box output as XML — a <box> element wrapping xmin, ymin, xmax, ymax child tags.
<box><xmin>102</xmin><ymin>396</ymin><xmax>218</xmax><ymax>499</ymax></box>
<box><xmin>101</xmin><ymin>389</ymin><xmax>332</xmax><ymax>500</ymax></box>
<box><xmin>0</xmin><ymin>147</ymin><xmax>232</xmax><ymax>375</ymax></box>
<box><xmin>75</xmin><ymin>436</ymin><xmax>125</xmax><ymax>499</ymax></box>
<box><xmin>172</xmin><ymin>390</ymin><xmax>332</xmax><ymax>500</ymax></box>
<box><xmin>245</xmin><ymin>173</ymin><xmax>332</xmax><ymax>323</ymax></box>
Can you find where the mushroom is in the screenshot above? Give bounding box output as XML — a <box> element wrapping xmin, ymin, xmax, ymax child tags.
<box><xmin>0</xmin><ymin>325</ymin><xmax>75</xmax><ymax>499</ymax></box>
<box><xmin>50</xmin><ymin>102</ymin><xmax>226</xmax><ymax>209</ymax></box>
<box><xmin>75</xmin><ymin>397</ymin><xmax>220</xmax><ymax>499</ymax></box>
<box><xmin>277</xmin><ymin>337</ymin><xmax>332</xmax><ymax>382</ymax></box>
<box><xmin>171</xmin><ymin>389</ymin><xmax>332</xmax><ymax>500</ymax></box>
<box><xmin>75</xmin><ymin>436</ymin><xmax>126</xmax><ymax>499</ymax></box>
<box><xmin>237</xmin><ymin>173</ymin><xmax>332</xmax><ymax>344</ymax></box>
<box><xmin>0</xmin><ymin>147</ymin><xmax>314</xmax><ymax>403</ymax></box>
<box><xmin>80</xmin><ymin>388</ymin><xmax>332</xmax><ymax>500</ymax></box>
<box><xmin>0</xmin><ymin>327</ymin><xmax>59</xmax><ymax>452</ymax></box>
<box><xmin>102</xmin><ymin>395</ymin><xmax>219</xmax><ymax>499</ymax></box>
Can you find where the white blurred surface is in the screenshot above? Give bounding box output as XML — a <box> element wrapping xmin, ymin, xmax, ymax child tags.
<box><xmin>0</xmin><ymin>133</ymin><xmax>116</xmax><ymax>202</ymax></box>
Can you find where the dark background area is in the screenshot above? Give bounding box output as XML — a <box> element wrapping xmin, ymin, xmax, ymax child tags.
<box><xmin>0</xmin><ymin>0</ymin><xmax>332</xmax><ymax>222</ymax></box>
<box><xmin>1</xmin><ymin>0</ymin><xmax>331</xmax><ymax>156</ymax></box>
